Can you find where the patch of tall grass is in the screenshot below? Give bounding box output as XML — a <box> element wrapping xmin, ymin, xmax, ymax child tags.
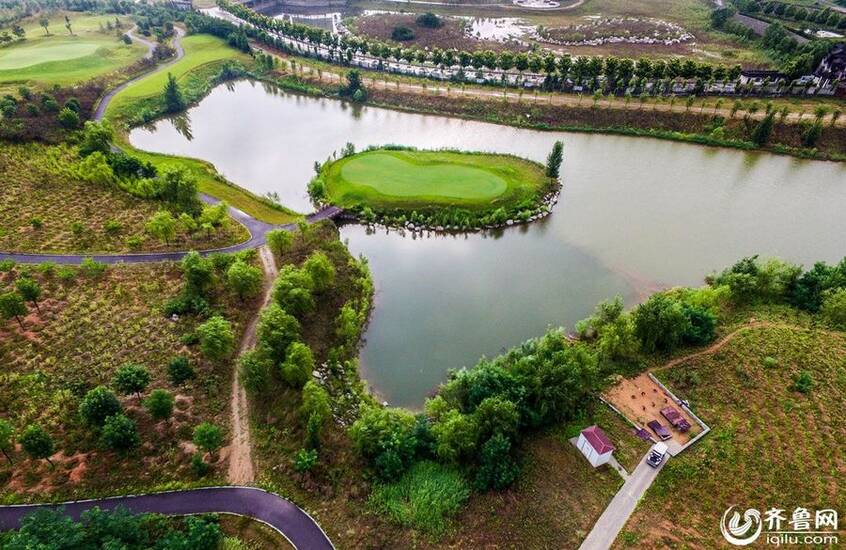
<box><xmin>368</xmin><ymin>461</ymin><xmax>469</xmax><ymax>537</ymax></box>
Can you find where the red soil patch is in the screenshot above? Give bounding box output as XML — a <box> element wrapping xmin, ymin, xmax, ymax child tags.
<box><xmin>603</xmin><ymin>373</ymin><xmax>698</xmax><ymax>445</ymax></box>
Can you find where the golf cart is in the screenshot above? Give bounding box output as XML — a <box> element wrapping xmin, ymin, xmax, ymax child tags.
<box><xmin>646</xmin><ymin>442</ymin><xmax>668</xmax><ymax>468</ymax></box>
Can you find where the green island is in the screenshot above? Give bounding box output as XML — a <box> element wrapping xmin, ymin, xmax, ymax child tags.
<box><xmin>0</xmin><ymin>0</ymin><xmax>845</xmax><ymax>548</ymax></box>
<box><xmin>313</xmin><ymin>146</ymin><xmax>560</xmax><ymax>229</ymax></box>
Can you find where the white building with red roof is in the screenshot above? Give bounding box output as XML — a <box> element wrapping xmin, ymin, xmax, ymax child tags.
<box><xmin>576</xmin><ymin>425</ymin><xmax>615</xmax><ymax>468</ymax></box>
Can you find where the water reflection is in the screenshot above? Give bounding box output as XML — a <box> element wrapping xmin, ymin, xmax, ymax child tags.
<box><xmin>129</xmin><ymin>79</ymin><xmax>846</xmax><ymax>406</ymax></box>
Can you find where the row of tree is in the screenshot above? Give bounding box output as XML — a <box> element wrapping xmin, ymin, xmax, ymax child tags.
<box><xmin>218</xmin><ymin>0</ymin><xmax>749</xmax><ymax>91</ymax></box>
<box><xmin>2</xmin><ymin>507</ymin><xmax>222</xmax><ymax>548</ymax></box>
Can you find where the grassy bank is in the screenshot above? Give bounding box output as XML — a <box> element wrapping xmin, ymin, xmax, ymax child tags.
<box><xmin>104</xmin><ymin>33</ymin><xmax>300</xmax><ymax>224</ymax></box>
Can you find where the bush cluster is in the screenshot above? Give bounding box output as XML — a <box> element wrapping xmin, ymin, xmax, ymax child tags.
<box><xmin>351</xmin><ymin>329</ymin><xmax>597</xmax><ymax>489</ymax></box>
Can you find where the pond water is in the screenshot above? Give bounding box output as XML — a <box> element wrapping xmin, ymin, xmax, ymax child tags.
<box><xmin>130</xmin><ymin>80</ymin><xmax>846</xmax><ymax>408</ymax></box>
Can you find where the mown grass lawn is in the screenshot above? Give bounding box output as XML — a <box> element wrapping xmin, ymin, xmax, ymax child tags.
<box><xmin>0</xmin><ymin>13</ymin><xmax>144</xmax><ymax>90</ymax></box>
<box><xmin>323</xmin><ymin>149</ymin><xmax>550</xmax><ymax>212</ymax></box>
<box><xmin>616</xmin><ymin>321</ymin><xmax>846</xmax><ymax>548</ymax></box>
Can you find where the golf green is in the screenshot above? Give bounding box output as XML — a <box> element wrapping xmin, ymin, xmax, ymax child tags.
<box><xmin>339</xmin><ymin>152</ymin><xmax>508</xmax><ymax>200</ymax></box>
<box><xmin>0</xmin><ymin>42</ymin><xmax>102</xmax><ymax>70</ymax></box>
<box><xmin>322</xmin><ymin>149</ymin><xmax>550</xmax><ymax>211</ymax></box>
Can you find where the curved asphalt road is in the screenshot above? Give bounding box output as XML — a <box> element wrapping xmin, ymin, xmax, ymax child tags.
<box><xmin>0</xmin><ymin>486</ymin><xmax>334</xmax><ymax>549</ymax></box>
<box><xmin>92</xmin><ymin>26</ymin><xmax>185</xmax><ymax>121</ymax></box>
<box><xmin>0</xmin><ymin>27</ymin><xmax>338</xmax><ymax>549</ymax></box>
<box><xmin>1</xmin><ymin>28</ymin><xmax>344</xmax><ymax>265</ymax></box>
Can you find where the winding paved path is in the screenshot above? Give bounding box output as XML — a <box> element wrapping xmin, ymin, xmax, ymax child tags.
<box><xmin>0</xmin><ymin>28</ymin><xmax>340</xmax><ymax>549</ymax></box>
<box><xmin>0</xmin><ymin>487</ymin><xmax>334</xmax><ymax>549</ymax></box>
<box><xmin>0</xmin><ymin>23</ymin><xmax>344</xmax><ymax>266</ymax></box>
<box><xmin>92</xmin><ymin>26</ymin><xmax>185</xmax><ymax>121</ymax></box>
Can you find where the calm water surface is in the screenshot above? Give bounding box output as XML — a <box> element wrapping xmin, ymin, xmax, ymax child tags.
<box><xmin>131</xmin><ymin>80</ymin><xmax>846</xmax><ymax>407</ymax></box>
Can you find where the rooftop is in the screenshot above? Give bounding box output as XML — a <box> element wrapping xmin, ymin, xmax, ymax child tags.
<box><xmin>581</xmin><ymin>425</ymin><xmax>615</xmax><ymax>455</ymax></box>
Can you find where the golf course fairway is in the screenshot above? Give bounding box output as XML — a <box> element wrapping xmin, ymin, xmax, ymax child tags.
<box><xmin>320</xmin><ymin>148</ymin><xmax>553</xmax><ymax>213</ymax></box>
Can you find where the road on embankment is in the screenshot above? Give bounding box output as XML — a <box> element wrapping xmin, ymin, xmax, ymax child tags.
<box><xmin>0</xmin><ymin>487</ymin><xmax>334</xmax><ymax>550</ymax></box>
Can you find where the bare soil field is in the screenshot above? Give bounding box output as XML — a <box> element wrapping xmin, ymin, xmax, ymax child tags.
<box><xmin>604</xmin><ymin>373</ymin><xmax>700</xmax><ymax>446</ymax></box>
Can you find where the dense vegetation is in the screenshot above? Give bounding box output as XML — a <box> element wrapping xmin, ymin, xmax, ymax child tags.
<box><xmin>242</xmin><ymin>222</ymin><xmax>374</xmax><ymax>471</ymax></box>
<box><xmin>0</xmin><ymin>507</ymin><xmax>223</xmax><ymax>548</ymax></box>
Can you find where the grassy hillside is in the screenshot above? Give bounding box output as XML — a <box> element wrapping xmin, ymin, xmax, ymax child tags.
<box><xmin>0</xmin><ymin>143</ymin><xmax>247</xmax><ymax>253</ymax></box>
<box><xmin>616</xmin><ymin>318</ymin><xmax>846</xmax><ymax>547</ymax></box>
<box><xmin>0</xmin><ymin>13</ymin><xmax>145</xmax><ymax>90</ymax></box>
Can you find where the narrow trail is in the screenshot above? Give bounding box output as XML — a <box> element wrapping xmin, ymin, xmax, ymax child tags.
<box><xmin>654</xmin><ymin>320</ymin><xmax>823</xmax><ymax>372</ymax></box>
<box><xmin>227</xmin><ymin>245</ymin><xmax>278</xmax><ymax>485</ymax></box>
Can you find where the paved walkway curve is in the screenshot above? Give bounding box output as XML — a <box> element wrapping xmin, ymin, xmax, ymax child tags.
<box><xmin>0</xmin><ymin>486</ymin><xmax>334</xmax><ymax>550</ymax></box>
<box><xmin>92</xmin><ymin>26</ymin><xmax>185</xmax><ymax>121</ymax></box>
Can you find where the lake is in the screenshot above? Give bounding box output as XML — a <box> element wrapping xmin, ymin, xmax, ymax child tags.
<box><xmin>131</xmin><ymin>80</ymin><xmax>846</xmax><ymax>407</ymax></box>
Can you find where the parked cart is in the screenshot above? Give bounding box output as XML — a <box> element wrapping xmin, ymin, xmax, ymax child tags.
<box><xmin>647</xmin><ymin>419</ymin><xmax>672</xmax><ymax>441</ymax></box>
<box><xmin>660</xmin><ymin>406</ymin><xmax>691</xmax><ymax>432</ymax></box>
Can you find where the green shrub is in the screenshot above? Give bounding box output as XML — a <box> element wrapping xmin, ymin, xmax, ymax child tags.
<box><xmin>196</xmin><ymin>315</ymin><xmax>235</xmax><ymax>361</ymax></box>
<box><xmin>474</xmin><ymin>433</ymin><xmax>520</xmax><ymax>491</ymax></box>
<box><xmin>293</xmin><ymin>448</ymin><xmax>318</xmax><ymax>472</ymax></box>
<box><xmin>368</xmin><ymin>461</ymin><xmax>470</xmax><ymax>536</ymax></box>
<box><xmin>280</xmin><ymin>341</ymin><xmax>314</xmax><ymax>388</ymax></box>
<box><xmin>79</xmin><ymin>386</ymin><xmax>122</xmax><ymax>426</ymax></box>
<box><xmin>303</xmin><ymin>251</ymin><xmax>335</xmax><ymax>292</ymax></box>
<box><xmin>391</xmin><ymin>26</ymin><xmax>415</xmax><ymax>41</ymax></box>
<box><xmin>266</xmin><ymin>229</ymin><xmax>293</xmax><ymax>256</ymax></box>
<box><xmin>634</xmin><ymin>293</ymin><xmax>690</xmax><ymax>353</ymax></box>
<box><xmin>350</xmin><ymin>405</ymin><xmax>418</xmax><ymax>480</ymax></box>
<box><xmin>762</xmin><ymin>356</ymin><xmax>779</xmax><ymax>369</ymax></box>
<box><xmin>168</xmin><ymin>356</ymin><xmax>195</xmax><ymax>385</ymax></box>
<box><xmin>191</xmin><ymin>452</ymin><xmax>210</xmax><ymax>477</ymax></box>
<box><xmin>193</xmin><ymin>422</ymin><xmax>224</xmax><ymax>454</ymax></box>
<box><xmin>112</xmin><ymin>363</ymin><xmax>150</xmax><ymax>396</ymax></box>
<box><xmin>820</xmin><ymin>288</ymin><xmax>846</xmax><ymax>329</ymax></box>
<box><xmin>793</xmin><ymin>371</ymin><xmax>813</xmax><ymax>394</ymax></box>
<box><xmin>99</xmin><ymin>414</ymin><xmax>140</xmax><ymax>451</ymax></box>
<box><xmin>144</xmin><ymin>389</ymin><xmax>175</xmax><ymax>421</ymax></box>
<box><xmin>681</xmin><ymin>304</ymin><xmax>716</xmax><ymax>345</ymax></box>
<box><xmin>273</xmin><ymin>265</ymin><xmax>315</xmax><ymax>317</ymax></box>
<box><xmin>79</xmin><ymin>257</ymin><xmax>107</xmax><ymax>278</ymax></box>
<box><xmin>238</xmin><ymin>347</ymin><xmax>272</xmax><ymax>394</ymax></box>
<box><xmin>256</xmin><ymin>303</ymin><xmax>301</xmax><ymax>362</ymax></box>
